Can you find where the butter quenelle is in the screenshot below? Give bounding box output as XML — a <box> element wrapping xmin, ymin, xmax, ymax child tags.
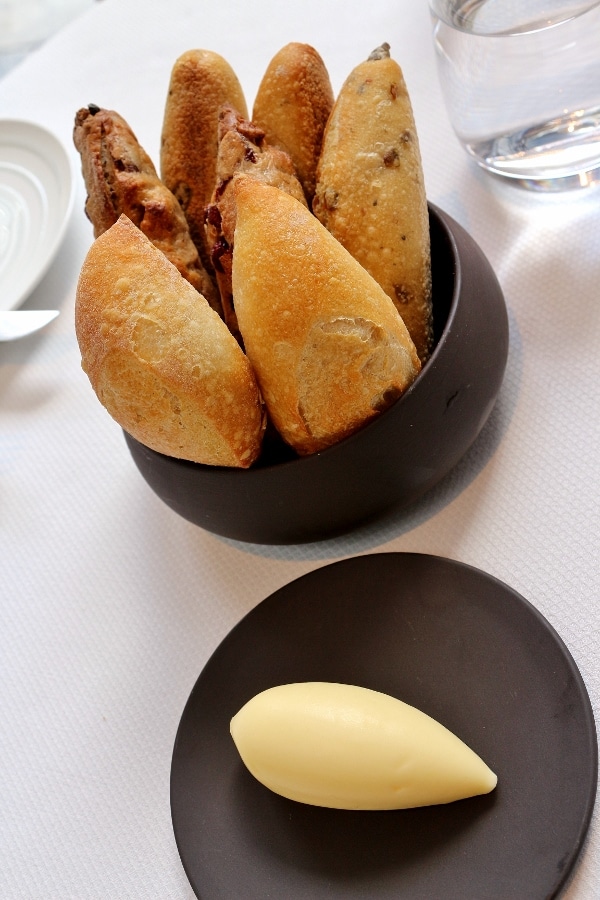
<box><xmin>230</xmin><ymin>681</ymin><xmax>497</xmax><ymax>810</ymax></box>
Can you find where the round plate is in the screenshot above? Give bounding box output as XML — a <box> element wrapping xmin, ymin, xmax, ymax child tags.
<box><xmin>0</xmin><ymin>119</ymin><xmax>75</xmax><ymax>311</ymax></box>
<box><xmin>171</xmin><ymin>553</ymin><xmax>597</xmax><ymax>899</ymax></box>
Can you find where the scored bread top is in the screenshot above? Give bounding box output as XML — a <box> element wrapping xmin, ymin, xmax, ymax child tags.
<box><xmin>75</xmin><ymin>214</ymin><xmax>265</xmax><ymax>467</ymax></box>
<box><xmin>232</xmin><ymin>177</ymin><xmax>421</xmax><ymax>455</ymax></box>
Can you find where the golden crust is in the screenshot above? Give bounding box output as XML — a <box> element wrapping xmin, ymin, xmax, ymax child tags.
<box><xmin>205</xmin><ymin>105</ymin><xmax>307</xmax><ymax>343</ymax></box>
<box><xmin>313</xmin><ymin>44</ymin><xmax>433</xmax><ymax>362</ymax></box>
<box><xmin>160</xmin><ymin>49</ymin><xmax>248</xmax><ymax>274</ymax></box>
<box><xmin>75</xmin><ymin>215</ymin><xmax>265</xmax><ymax>467</ymax></box>
<box><xmin>73</xmin><ymin>105</ymin><xmax>220</xmax><ymax>314</ymax></box>
<box><xmin>252</xmin><ymin>42</ymin><xmax>334</xmax><ymax>203</ymax></box>
<box><xmin>232</xmin><ymin>178</ymin><xmax>420</xmax><ymax>455</ymax></box>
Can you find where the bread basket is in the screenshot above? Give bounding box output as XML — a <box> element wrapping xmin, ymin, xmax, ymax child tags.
<box><xmin>125</xmin><ymin>204</ymin><xmax>508</xmax><ymax>544</ymax></box>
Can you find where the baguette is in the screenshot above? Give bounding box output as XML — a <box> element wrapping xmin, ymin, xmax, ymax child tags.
<box><xmin>73</xmin><ymin>104</ymin><xmax>220</xmax><ymax>314</ymax></box>
<box><xmin>252</xmin><ymin>43</ymin><xmax>334</xmax><ymax>203</ymax></box>
<box><xmin>160</xmin><ymin>49</ymin><xmax>248</xmax><ymax>275</ymax></box>
<box><xmin>313</xmin><ymin>43</ymin><xmax>433</xmax><ymax>362</ymax></box>
<box><xmin>205</xmin><ymin>104</ymin><xmax>307</xmax><ymax>343</ymax></box>
<box><xmin>75</xmin><ymin>214</ymin><xmax>265</xmax><ymax>468</ymax></box>
<box><xmin>232</xmin><ymin>177</ymin><xmax>420</xmax><ymax>455</ymax></box>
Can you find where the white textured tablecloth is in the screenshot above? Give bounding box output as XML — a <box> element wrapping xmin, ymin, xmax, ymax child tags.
<box><xmin>1</xmin><ymin>1</ymin><xmax>599</xmax><ymax>896</ymax></box>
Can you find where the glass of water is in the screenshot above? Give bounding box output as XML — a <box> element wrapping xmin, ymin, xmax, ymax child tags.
<box><xmin>429</xmin><ymin>0</ymin><xmax>600</xmax><ymax>190</ymax></box>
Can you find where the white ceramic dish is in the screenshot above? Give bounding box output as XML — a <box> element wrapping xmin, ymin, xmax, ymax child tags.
<box><xmin>0</xmin><ymin>119</ymin><xmax>75</xmax><ymax>311</ymax></box>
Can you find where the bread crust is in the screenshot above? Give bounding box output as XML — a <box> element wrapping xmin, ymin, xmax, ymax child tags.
<box><xmin>73</xmin><ymin>104</ymin><xmax>220</xmax><ymax>315</ymax></box>
<box><xmin>205</xmin><ymin>105</ymin><xmax>307</xmax><ymax>343</ymax></box>
<box><xmin>75</xmin><ymin>215</ymin><xmax>265</xmax><ymax>467</ymax></box>
<box><xmin>313</xmin><ymin>43</ymin><xmax>433</xmax><ymax>362</ymax></box>
<box><xmin>232</xmin><ymin>178</ymin><xmax>420</xmax><ymax>455</ymax></box>
<box><xmin>160</xmin><ymin>49</ymin><xmax>248</xmax><ymax>275</ymax></box>
<box><xmin>252</xmin><ymin>42</ymin><xmax>334</xmax><ymax>203</ymax></box>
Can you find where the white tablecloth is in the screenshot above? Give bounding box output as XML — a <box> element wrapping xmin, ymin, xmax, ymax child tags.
<box><xmin>1</xmin><ymin>1</ymin><xmax>599</xmax><ymax>896</ymax></box>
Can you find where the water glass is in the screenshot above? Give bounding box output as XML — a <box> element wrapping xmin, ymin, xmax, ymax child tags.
<box><xmin>429</xmin><ymin>0</ymin><xmax>600</xmax><ymax>190</ymax></box>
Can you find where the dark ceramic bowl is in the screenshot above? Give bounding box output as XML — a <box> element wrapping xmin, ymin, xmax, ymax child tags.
<box><xmin>125</xmin><ymin>204</ymin><xmax>508</xmax><ymax>544</ymax></box>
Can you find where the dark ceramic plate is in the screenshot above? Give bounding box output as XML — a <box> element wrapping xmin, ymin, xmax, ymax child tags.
<box><xmin>171</xmin><ymin>554</ymin><xmax>597</xmax><ymax>899</ymax></box>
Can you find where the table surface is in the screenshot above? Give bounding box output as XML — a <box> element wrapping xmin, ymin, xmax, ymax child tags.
<box><xmin>1</xmin><ymin>1</ymin><xmax>599</xmax><ymax>897</ymax></box>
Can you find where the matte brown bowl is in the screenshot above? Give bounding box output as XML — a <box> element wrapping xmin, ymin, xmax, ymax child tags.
<box><xmin>124</xmin><ymin>204</ymin><xmax>509</xmax><ymax>544</ymax></box>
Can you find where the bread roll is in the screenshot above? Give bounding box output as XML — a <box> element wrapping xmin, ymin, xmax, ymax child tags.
<box><xmin>205</xmin><ymin>105</ymin><xmax>307</xmax><ymax>343</ymax></box>
<box><xmin>232</xmin><ymin>177</ymin><xmax>420</xmax><ymax>455</ymax></box>
<box><xmin>75</xmin><ymin>214</ymin><xmax>265</xmax><ymax>467</ymax></box>
<box><xmin>252</xmin><ymin>43</ymin><xmax>334</xmax><ymax>203</ymax></box>
<box><xmin>313</xmin><ymin>43</ymin><xmax>433</xmax><ymax>362</ymax></box>
<box><xmin>160</xmin><ymin>49</ymin><xmax>248</xmax><ymax>274</ymax></box>
<box><xmin>73</xmin><ymin>104</ymin><xmax>220</xmax><ymax>315</ymax></box>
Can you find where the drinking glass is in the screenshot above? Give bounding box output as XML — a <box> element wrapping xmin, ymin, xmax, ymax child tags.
<box><xmin>429</xmin><ymin>0</ymin><xmax>600</xmax><ymax>190</ymax></box>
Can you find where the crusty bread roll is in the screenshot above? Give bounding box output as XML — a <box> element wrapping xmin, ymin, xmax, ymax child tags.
<box><xmin>232</xmin><ymin>177</ymin><xmax>421</xmax><ymax>455</ymax></box>
<box><xmin>75</xmin><ymin>214</ymin><xmax>265</xmax><ymax>467</ymax></box>
<box><xmin>252</xmin><ymin>43</ymin><xmax>334</xmax><ymax>203</ymax></box>
<box><xmin>313</xmin><ymin>43</ymin><xmax>433</xmax><ymax>362</ymax></box>
<box><xmin>73</xmin><ymin>105</ymin><xmax>220</xmax><ymax>314</ymax></box>
<box><xmin>205</xmin><ymin>104</ymin><xmax>307</xmax><ymax>343</ymax></box>
<box><xmin>160</xmin><ymin>49</ymin><xmax>248</xmax><ymax>275</ymax></box>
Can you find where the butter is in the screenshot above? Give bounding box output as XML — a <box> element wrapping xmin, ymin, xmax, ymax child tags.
<box><xmin>230</xmin><ymin>682</ymin><xmax>497</xmax><ymax>810</ymax></box>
